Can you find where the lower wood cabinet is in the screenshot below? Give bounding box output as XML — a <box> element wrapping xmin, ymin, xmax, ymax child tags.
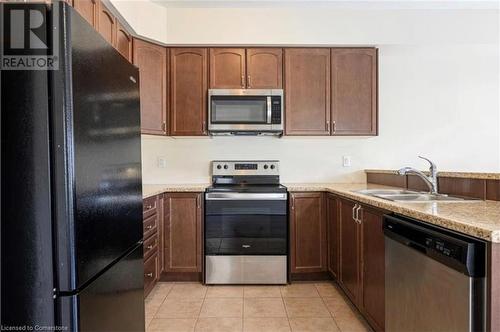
<box><xmin>326</xmin><ymin>193</ymin><xmax>339</xmax><ymax>278</ymax></box>
<box><xmin>163</xmin><ymin>193</ymin><xmax>203</xmax><ymax>273</ymax></box>
<box><xmin>289</xmin><ymin>192</ymin><xmax>327</xmax><ymax>273</ymax></box>
<box><xmin>361</xmin><ymin>205</ymin><xmax>385</xmax><ymax>332</ymax></box>
<box><xmin>143</xmin><ymin>195</ymin><xmax>161</xmax><ymax>297</ymax></box>
<box><xmin>339</xmin><ymin>198</ymin><xmax>362</xmax><ymax>304</ymax></box>
<box><xmin>338</xmin><ymin>197</ymin><xmax>385</xmax><ymax>332</ymax></box>
<box><xmin>144</xmin><ymin>252</ymin><xmax>159</xmax><ymax>297</ymax></box>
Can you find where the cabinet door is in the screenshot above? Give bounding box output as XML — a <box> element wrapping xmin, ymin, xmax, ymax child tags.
<box><xmin>163</xmin><ymin>193</ymin><xmax>202</xmax><ymax>273</ymax></box>
<box><xmin>115</xmin><ymin>21</ymin><xmax>132</xmax><ymax>62</ymax></box>
<box><xmin>284</xmin><ymin>48</ymin><xmax>331</xmax><ymax>135</ymax></box>
<box><xmin>170</xmin><ymin>48</ymin><xmax>208</xmax><ymax>136</ymax></box>
<box><xmin>209</xmin><ymin>48</ymin><xmax>246</xmax><ymax>88</ymax></box>
<box><xmin>158</xmin><ymin>194</ymin><xmax>165</xmax><ymax>274</ymax></box>
<box><xmin>97</xmin><ymin>1</ymin><xmax>115</xmax><ymax>45</ymax></box>
<box><xmin>361</xmin><ymin>206</ymin><xmax>385</xmax><ymax>332</ymax></box>
<box><xmin>331</xmin><ymin>48</ymin><xmax>377</xmax><ymax>135</ymax></box>
<box><xmin>290</xmin><ymin>192</ymin><xmax>327</xmax><ymax>273</ymax></box>
<box><xmin>339</xmin><ymin>199</ymin><xmax>361</xmax><ymax>304</ymax></box>
<box><xmin>326</xmin><ymin>194</ymin><xmax>339</xmax><ymax>278</ymax></box>
<box><xmin>73</xmin><ymin>0</ymin><xmax>98</xmax><ymax>28</ymax></box>
<box><xmin>246</xmin><ymin>48</ymin><xmax>283</xmax><ymax>89</ymax></box>
<box><xmin>133</xmin><ymin>39</ymin><xmax>168</xmax><ymax>135</ymax></box>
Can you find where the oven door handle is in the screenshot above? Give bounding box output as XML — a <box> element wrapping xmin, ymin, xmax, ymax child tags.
<box><xmin>205</xmin><ymin>193</ymin><xmax>287</xmax><ymax>201</ymax></box>
<box><xmin>267</xmin><ymin>96</ymin><xmax>272</xmax><ymax>124</ymax></box>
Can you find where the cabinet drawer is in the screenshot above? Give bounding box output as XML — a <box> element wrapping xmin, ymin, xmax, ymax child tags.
<box><xmin>144</xmin><ymin>233</ymin><xmax>158</xmax><ymax>259</ymax></box>
<box><xmin>144</xmin><ymin>252</ymin><xmax>159</xmax><ymax>297</ymax></box>
<box><xmin>143</xmin><ymin>214</ymin><xmax>158</xmax><ymax>240</ymax></box>
<box><xmin>143</xmin><ymin>196</ymin><xmax>158</xmax><ymax>218</ymax></box>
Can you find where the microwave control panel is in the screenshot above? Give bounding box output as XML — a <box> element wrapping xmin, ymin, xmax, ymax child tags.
<box><xmin>271</xmin><ymin>96</ymin><xmax>282</xmax><ymax>124</ymax></box>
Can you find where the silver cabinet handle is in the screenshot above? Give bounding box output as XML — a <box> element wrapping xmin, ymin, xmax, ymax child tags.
<box><xmin>146</xmin><ymin>225</ymin><xmax>153</xmax><ymax>230</ymax></box>
<box><xmin>147</xmin><ymin>245</ymin><xmax>153</xmax><ymax>250</ymax></box>
<box><xmin>332</xmin><ymin>121</ymin><xmax>336</xmax><ymax>133</ymax></box>
<box><xmin>356</xmin><ymin>205</ymin><xmax>363</xmax><ymax>224</ymax></box>
<box><xmin>145</xmin><ymin>273</ymin><xmax>153</xmax><ymax>278</ymax></box>
<box><xmin>352</xmin><ymin>204</ymin><xmax>357</xmax><ymax>222</ymax></box>
<box><xmin>241</xmin><ymin>75</ymin><xmax>245</xmax><ymax>88</ymax></box>
<box><xmin>248</xmin><ymin>75</ymin><xmax>251</xmax><ymax>87</ymax></box>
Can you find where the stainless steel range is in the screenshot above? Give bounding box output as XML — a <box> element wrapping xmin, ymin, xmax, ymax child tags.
<box><xmin>204</xmin><ymin>160</ymin><xmax>288</xmax><ymax>284</ymax></box>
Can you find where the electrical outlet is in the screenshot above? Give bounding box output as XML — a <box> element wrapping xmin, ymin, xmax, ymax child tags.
<box><xmin>343</xmin><ymin>156</ymin><xmax>352</xmax><ymax>167</ymax></box>
<box><xmin>157</xmin><ymin>157</ymin><xmax>167</xmax><ymax>168</ymax></box>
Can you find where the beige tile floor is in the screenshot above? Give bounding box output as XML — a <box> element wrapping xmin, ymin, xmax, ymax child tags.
<box><xmin>145</xmin><ymin>282</ymin><xmax>372</xmax><ymax>332</ymax></box>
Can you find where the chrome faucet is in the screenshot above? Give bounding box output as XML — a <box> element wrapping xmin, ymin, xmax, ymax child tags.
<box><xmin>397</xmin><ymin>156</ymin><xmax>438</xmax><ymax>194</ymax></box>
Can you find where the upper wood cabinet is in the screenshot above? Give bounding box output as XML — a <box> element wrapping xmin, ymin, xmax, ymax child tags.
<box><xmin>133</xmin><ymin>39</ymin><xmax>168</xmax><ymax>135</ymax></box>
<box><xmin>339</xmin><ymin>198</ymin><xmax>362</xmax><ymax>305</ymax></box>
<box><xmin>209</xmin><ymin>48</ymin><xmax>246</xmax><ymax>88</ymax></box>
<box><xmin>246</xmin><ymin>48</ymin><xmax>283</xmax><ymax>89</ymax></box>
<box><xmin>289</xmin><ymin>192</ymin><xmax>327</xmax><ymax>274</ymax></box>
<box><xmin>73</xmin><ymin>0</ymin><xmax>98</xmax><ymax>28</ymax></box>
<box><xmin>209</xmin><ymin>48</ymin><xmax>283</xmax><ymax>89</ymax></box>
<box><xmin>326</xmin><ymin>194</ymin><xmax>339</xmax><ymax>278</ymax></box>
<box><xmin>361</xmin><ymin>206</ymin><xmax>385</xmax><ymax>332</ymax></box>
<box><xmin>163</xmin><ymin>193</ymin><xmax>203</xmax><ymax>273</ymax></box>
<box><xmin>97</xmin><ymin>1</ymin><xmax>116</xmax><ymax>45</ymax></box>
<box><xmin>170</xmin><ymin>48</ymin><xmax>208</xmax><ymax>136</ymax></box>
<box><xmin>331</xmin><ymin>48</ymin><xmax>377</xmax><ymax>135</ymax></box>
<box><xmin>115</xmin><ymin>21</ymin><xmax>133</xmax><ymax>61</ymax></box>
<box><xmin>284</xmin><ymin>48</ymin><xmax>331</xmax><ymax>135</ymax></box>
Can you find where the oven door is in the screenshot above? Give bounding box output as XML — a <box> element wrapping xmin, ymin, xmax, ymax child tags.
<box><xmin>204</xmin><ymin>193</ymin><xmax>287</xmax><ymax>256</ymax></box>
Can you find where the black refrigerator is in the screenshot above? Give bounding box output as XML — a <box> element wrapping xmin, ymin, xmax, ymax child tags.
<box><xmin>1</xmin><ymin>2</ymin><xmax>145</xmax><ymax>331</ymax></box>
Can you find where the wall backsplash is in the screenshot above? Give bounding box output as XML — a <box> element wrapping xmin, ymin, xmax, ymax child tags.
<box><xmin>132</xmin><ymin>3</ymin><xmax>499</xmax><ymax>185</ymax></box>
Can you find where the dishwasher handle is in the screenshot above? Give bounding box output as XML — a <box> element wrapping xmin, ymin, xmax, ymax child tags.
<box><xmin>383</xmin><ymin>214</ymin><xmax>486</xmax><ymax>278</ymax></box>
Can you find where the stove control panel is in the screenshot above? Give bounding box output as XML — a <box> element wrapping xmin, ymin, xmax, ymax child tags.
<box><xmin>212</xmin><ymin>160</ymin><xmax>280</xmax><ymax>176</ymax></box>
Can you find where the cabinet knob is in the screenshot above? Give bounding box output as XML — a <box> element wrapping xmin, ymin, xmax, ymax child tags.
<box><xmin>145</xmin><ymin>272</ymin><xmax>153</xmax><ymax>278</ymax></box>
<box><xmin>146</xmin><ymin>225</ymin><xmax>153</xmax><ymax>230</ymax></box>
<box><xmin>147</xmin><ymin>245</ymin><xmax>153</xmax><ymax>250</ymax></box>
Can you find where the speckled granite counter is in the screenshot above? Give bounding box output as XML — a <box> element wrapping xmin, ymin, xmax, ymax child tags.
<box><xmin>142</xmin><ymin>182</ymin><xmax>500</xmax><ymax>242</ymax></box>
<box><xmin>285</xmin><ymin>183</ymin><xmax>500</xmax><ymax>243</ymax></box>
<box><xmin>143</xmin><ymin>184</ymin><xmax>209</xmax><ymax>199</ymax></box>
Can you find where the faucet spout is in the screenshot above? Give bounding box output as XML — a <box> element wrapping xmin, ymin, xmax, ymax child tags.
<box><xmin>397</xmin><ymin>157</ymin><xmax>439</xmax><ymax>194</ymax></box>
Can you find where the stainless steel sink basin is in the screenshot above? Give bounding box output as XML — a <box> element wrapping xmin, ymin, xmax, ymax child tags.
<box><xmin>356</xmin><ymin>189</ymin><xmax>419</xmax><ymax>196</ymax></box>
<box><xmin>355</xmin><ymin>189</ymin><xmax>479</xmax><ymax>203</ymax></box>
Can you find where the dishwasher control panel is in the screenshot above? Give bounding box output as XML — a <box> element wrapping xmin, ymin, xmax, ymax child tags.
<box><xmin>424</xmin><ymin>237</ymin><xmax>461</xmax><ymax>259</ymax></box>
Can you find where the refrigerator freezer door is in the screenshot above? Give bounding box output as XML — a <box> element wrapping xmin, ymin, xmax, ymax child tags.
<box><xmin>58</xmin><ymin>244</ymin><xmax>145</xmax><ymax>332</ymax></box>
<box><xmin>52</xmin><ymin>4</ymin><xmax>143</xmax><ymax>292</ymax></box>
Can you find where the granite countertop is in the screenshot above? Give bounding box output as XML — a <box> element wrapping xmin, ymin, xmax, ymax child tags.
<box><xmin>143</xmin><ymin>184</ymin><xmax>210</xmax><ymax>199</ymax></box>
<box><xmin>142</xmin><ymin>182</ymin><xmax>500</xmax><ymax>242</ymax></box>
<box><xmin>285</xmin><ymin>183</ymin><xmax>500</xmax><ymax>243</ymax></box>
<box><xmin>365</xmin><ymin>169</ymin><xmax>500</xmax><ymax>180</ymax></box>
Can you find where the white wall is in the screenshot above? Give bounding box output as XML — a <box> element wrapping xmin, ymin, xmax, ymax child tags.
<box><xmin>140</xmin><ymin>2</ymin><xmax>500</xmax><ymax>184</ymax></box>
<box><xmin>110</xmin><ymin>0</ymin><xmax>168</xmax><ymax>42</ymax></box>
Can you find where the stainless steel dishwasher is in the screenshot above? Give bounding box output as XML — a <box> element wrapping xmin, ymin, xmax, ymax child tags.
<box><xmin>384</xmin><ymin>215</ymin><xmax>486</xmax><ymax>332</ymax></box>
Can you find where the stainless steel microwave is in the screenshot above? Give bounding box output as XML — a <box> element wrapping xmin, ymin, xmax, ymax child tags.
<box><xmin>208</xmin><ymin>89</ymin><xmax>284</xmax><ymax>135</ymax></box>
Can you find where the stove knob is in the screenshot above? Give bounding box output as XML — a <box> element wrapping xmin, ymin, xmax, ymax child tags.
<box><xmin>270</xmin><ymin>164</ymin><xmax>276</xmax><ymax>170</ymax></box>
<box><xmin>217</xmin><ymin>164</ymin><xmax>222</xmax><ymax>170</ymax></box>
<box><xmin>264</xmin><ymin>165</ymin><xmax>269</xmax><ymax>169</ymax></box>
<box><xmin>224</xmin><ymin>164</ymin><xmax>229</xmax><ymax>170</ymax></box>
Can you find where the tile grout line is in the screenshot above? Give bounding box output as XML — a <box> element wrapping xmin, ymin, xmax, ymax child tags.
<box><xmin>316</xmin><ymin>284</ymin><xmax>343</xmax><ymax>332</ymax></box>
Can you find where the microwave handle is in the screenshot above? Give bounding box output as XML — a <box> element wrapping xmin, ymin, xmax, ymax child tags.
<box><xmin>267</xmin><ymin>96</ymin><xmax>272</xmax><ymax>124</ymax></box>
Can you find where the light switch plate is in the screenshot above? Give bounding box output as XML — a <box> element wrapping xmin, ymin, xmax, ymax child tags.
<box><xmin>158</xmin><ymin>157</ymin><xmax>167</xmax><ymax>168</ymax></box>
<box><xmin>343</xmin><ymin>156</ymin><xmax>352</xmax><ymax>167</ymax></box>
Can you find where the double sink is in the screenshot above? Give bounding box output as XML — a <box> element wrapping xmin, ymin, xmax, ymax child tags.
<box><xmin>356</xmin><ymin>189</ymin><xmax>478</xmax><ymax>203</ymax></box>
